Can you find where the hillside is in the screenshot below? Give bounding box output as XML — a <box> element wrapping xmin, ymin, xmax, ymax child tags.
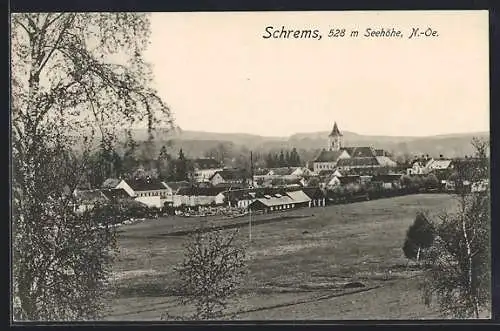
<box><xmin>124</xmin><ymin>128</ymin><xmax>489</xmax><ymax>160</ymax></box>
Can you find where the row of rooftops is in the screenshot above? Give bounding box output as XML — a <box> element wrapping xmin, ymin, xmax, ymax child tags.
<box><xmin>75</xmin><ymin>171</ymin><xmax>430</xmax><ymax>205</ymax></box>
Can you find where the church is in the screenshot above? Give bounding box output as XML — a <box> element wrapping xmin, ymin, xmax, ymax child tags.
<box><xmin>312</xmin><ymin>122</ymin><xmax>397</xmax><ymax>173</ymax></box>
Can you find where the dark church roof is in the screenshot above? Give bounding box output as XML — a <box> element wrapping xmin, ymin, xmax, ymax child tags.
<box><xmin>347</xmin><ymin>147</ymin><xmax>377</xmax><ymax>158</ymax></box>
<box><xmin>329</xmin><ymin>122</ymin><xmax>342</xmax><ymax>137</ymax></box>
<box><xmin>314</xmin><ymin>150</ymin><xmax>344</xmax><ymax>162</ymax></box>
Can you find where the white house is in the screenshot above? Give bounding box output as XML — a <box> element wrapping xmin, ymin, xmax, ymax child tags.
<box><xmin>102</xmin><ymin>178</ymin><xmax>135</xmax><ymax>197</ymax></box>
<box><xmin>407</xmin><ymin>161</ymin><xmax>428</xmax><ymax>175</ymax></box>
<box><xmin>173</xmin><ymin>187</ymin><xmax>226</xmax><ymax>207</ymax></box>
<box><xmin>163</xmin><ymin>181</ymin><xmax>190</xmax><ymax>204</ymax></box>
<box><xmin>103</xmin><ymin>177</ymin><xmax>170</xmax><ymax>208</ymax></box>
<box><xmin>426</xmin><ymin>159</ymin><xmax>454</xmax><ymax>171</ymax></box>
<box><xmin>266</xmin><ymin>167</ymin><xmax>313</xmax><ymax>178</ymax></box>
<box><xmin>192</xmin><ymin>158</ymin><xmax>224</xmax><ymax>183</ymax></box>
<box><xmin>209</xmin><ymin>168</ymin><xmax>248</xmax><ymax>186</ymax></box>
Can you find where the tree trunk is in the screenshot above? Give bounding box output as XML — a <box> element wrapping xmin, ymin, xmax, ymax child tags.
<box><xmin>416</xmin><ymin>247</ymin><xmax>421</xmax><ymax>263</ymax></box>
<box><xmin>462</xmin><ymin>213</ymin><xmax>479</xmax><ymax>318</ymax></box>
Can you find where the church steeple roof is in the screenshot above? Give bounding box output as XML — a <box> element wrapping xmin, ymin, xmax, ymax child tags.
<box><xmin>329</xmin><ymin>122</ymin><xmax>342</xmax><ymax>137</ymax></box>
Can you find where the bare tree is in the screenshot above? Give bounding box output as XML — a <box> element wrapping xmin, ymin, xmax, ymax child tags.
<box><xmin>11</xmin><ymin>13</ymin><xmax>172</xmax><ymax>320</ymax></box>
<box><xmin>167</xmin><ymin>227</ymin><xmax>247</xmax><ymax>320</ymax></box>
<box><xmin>421</xmin><ymin>138</ymin><xmax>490</xmax><ymax>318</ymax></box>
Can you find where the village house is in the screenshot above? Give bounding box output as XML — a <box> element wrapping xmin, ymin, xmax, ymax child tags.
<box><xmin>127</xmin><ymin>178</ymin><xmax>170</xmax><ymax>208</ymax></box>
<box><xmin>271</xmin><ymin>175</ymin><xmax>307</xmax><ymax>188</ymax></box>
<box><xmin>73</xmin><ymin>188</ymin><xmax>134</xmax><ymax>213</ymax></box>
<box><xmin>371</xmin><ymin>174</ymin><xmax>403</xmax><ymax>190</ymax></box>
<box><xmin>406</xmin><ymin>160</ymin><xmax>429</xmax><ymax>175</ymax></box>
<box><xmin>425</xmin><ymin>157</ymin><xmax>454</xmax><ymax>172</ymax></box>
<box><xmin>163</xmin><ymin>181</ymin><xmax>191</xmax><ymax>205</ymax></box>
<box><xmin>173</xmin><ymin>187</ymin><xmax>226</xmax><ymax>208</ymax></box>
<box><xmin>102</xmin><ymin>178</ymin><xmax>136</xmax><ymax>197</ymax></box>
<box><xmin>100</xmin><ymin>188</ymin><xmax>133</xmax><ymax>200</ymax></box>
<box><xmin>102</xmin><ymin>177</ymin><xmax>169</xmax><ymax>208</ymax></box>
<box><xmin>248</xmin><ymin>190</ymin><xmax>311</xmax><ymax>213</ymax></box>
<box><xmin>192</xmin><ymin>158</ymin><xmax>224</xmax><ymax>183</ymax></box>
<box><xmin>302</xmin><ymin>187</ymin><xmax>326</xmax><ymax>207</ymax></box>
<box><xmin>266</xmin><ymin>166</ymin><xmax>313</xmax><ymax>178</ymax></box>
<box><xmin>224</xmin><ymin>187</ymin><xmax>286</xmax><ymax>209</ymax></box>
<box><xmin>209</xmin><ymin>168</ymin><xmax>249</xmax><ymax>186</ymax></box>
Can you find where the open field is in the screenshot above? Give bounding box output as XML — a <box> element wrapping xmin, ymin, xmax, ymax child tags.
<box><xmin>104</xmin><ymin>194</ymin><xmax>461</xmax><ymax>320</ymax></box>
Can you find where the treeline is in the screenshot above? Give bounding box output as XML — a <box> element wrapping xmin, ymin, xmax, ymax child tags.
<box><xmin>134</xmin><ymin>140</ymin><xmax>316</xmax><ymax>170</ymax></box>
<box><xmin>265</xmin><ymin>148</ymin><xmax>302</xmax><ymax>168</ymax></box>
<box><xmin>81</xmin><ymin>135</ymin><xmax>194</xmax><ymax>188</ymax></box>
<box><xmin>325</xmin><ymin>173</ymin><xmax>441</xmax><ymax>204</ymax></box>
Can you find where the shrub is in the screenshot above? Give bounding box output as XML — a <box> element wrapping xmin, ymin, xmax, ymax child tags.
<box><xmin>402</xmin><ymin>212</ymin><xmax>435</xmax><ymax>262</ymax></box>
<box><xmin>170</xmin><ymin>227</ymin><xmax>247</xmax><ymax>320</ymax></box>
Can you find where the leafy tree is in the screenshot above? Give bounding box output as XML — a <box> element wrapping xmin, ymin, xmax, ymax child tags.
<box><xmin>265</xmin><ymin>153</ymin><xmax>274</xmax><ymax>168</ymax></box>
<box><xmin>122</xmin><ymin>131</ymin><xmax>140</xmax><ymax>176</ymax></box>
<box><xmin>168</xmin><ymin>227</ymin><xmax>247</xmax><ymax>320</ymax></box>
<box><xmin>291</xmin><ymin>147</ymin><xmax>301</xmax><ymax>166</ymax></box>
<box><xmin>174</xmin><ymin>149</ymin><xmax>188</xmax><ymax>181</ymax></box>
<box><xmin>157</xmin><ymin>145</ymin><xmax>173</xmax><ymax>180</ymax></box>
<box><xmin>402</xmin><ymin>212</ymin><xmax>435</xmax><ymax>262</ymax></box>
<box><xmin>278</xmin><ymin>150</ymin><xmax>285</xmax><ymax>167</ymax></box>
<box><xmin>12</xmin><ymin>13</ymin><xmax>171</xmax><ymax>320</ymax></box>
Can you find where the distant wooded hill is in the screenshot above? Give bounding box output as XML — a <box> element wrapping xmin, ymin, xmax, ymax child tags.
<box><xmin>117</xmin><ymin>127</ymin><xmax>489</xmax><ymax>161</ymax></box>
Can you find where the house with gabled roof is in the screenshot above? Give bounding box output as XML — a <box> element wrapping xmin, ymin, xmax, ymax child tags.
<box><xmin>191</xmin><ymin>157</ymin><xmax>224</xmax><ymax>183</ymax></box>
<box><xmin>173</xmin><ymin>187</ymin><xmax>227</xmax><ymax>207</ymax></box>
<box><xmin>102</xmin><ymin>178</ymin><xmax>135</xmax><ymax>197</ymax></box>
<box><xmin>209</xmin><ymin>168</ymin><xmax>249</xmax><ymax>186</ymax></box>
<box><xmin>248</xmin><ymin>189</ymin><xmax>312</xmax><ymax>213</ymax></box>
<box><xmin>102</xmin><ymin>177</ymin><xmax>169</xmax><ymax>208</ymax></box>
<box><xmin>73</xmin><ymin>188</ymin><xmax>135</xmax><ymax>213</ymax></box>
<box><xmin>425</xmin><ymin>158</ymin><xmax>454</xmax><ymax>171</ymax></box>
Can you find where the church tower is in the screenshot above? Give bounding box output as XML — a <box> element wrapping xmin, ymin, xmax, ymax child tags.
<box><xmin>328</xmin><ymin>122</ymin><xmax>343</xmax><ymax>151</ymax></box>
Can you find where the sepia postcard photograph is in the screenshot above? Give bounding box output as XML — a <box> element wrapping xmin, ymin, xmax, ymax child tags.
<box><xmin>10</xmin><ymin>10</ymin><xmax>491</xmax><ymax>322</ymax></box>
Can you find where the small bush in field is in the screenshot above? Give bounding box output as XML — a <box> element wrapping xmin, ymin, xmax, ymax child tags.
<box><xmin>173</xmin><ymin>227</ymin><xmax>247</xmax><ymax>320</ymax></box>
<box><xmin>403</xmin><ymin>211</ymin><xmax>435</xmax><ymax>262</ymax></box>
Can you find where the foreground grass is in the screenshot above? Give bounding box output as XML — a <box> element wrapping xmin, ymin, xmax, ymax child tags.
<box><xmin>104</xmin><ymin>194</ymin><xmax>460</xmax><ymax>320</ymax></box>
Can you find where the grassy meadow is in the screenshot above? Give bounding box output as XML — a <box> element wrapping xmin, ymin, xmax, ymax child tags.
<box><xmin>104</xmin><ymin>193</ymin><xmax>460</xmax><ymax>320</ymax></box>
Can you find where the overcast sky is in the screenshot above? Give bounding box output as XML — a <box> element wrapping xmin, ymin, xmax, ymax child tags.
<box><xmin>143</xmin><ymin>11</ymin><xmax>489</xmax><ymax>137</ymax></box>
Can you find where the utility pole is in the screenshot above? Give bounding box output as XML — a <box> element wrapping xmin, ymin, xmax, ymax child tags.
<box><xmin>250</xmin><ymin>151</ymin><xmax>254</xmax><ymax>188</ymax></box>
<box><xmin>249</xmin><ymin>150</ymin><xmax>254</xmax><ymax>242</ymax></box>
<box><xmin>249</xmin><ymin>207</ymin><xmax>252</xmax><ymax>242</ymax></box>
